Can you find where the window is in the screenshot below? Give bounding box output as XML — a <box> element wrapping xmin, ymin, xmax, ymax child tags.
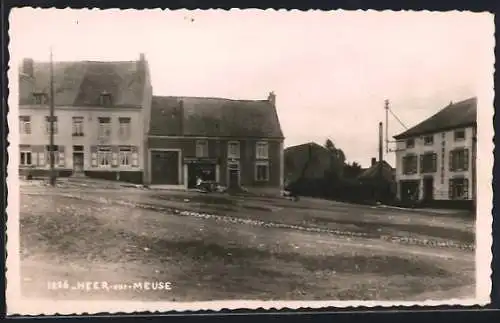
<box><xmin>196</xmin><ymin>140</ymin><xmax>208</xmax><ymax>158</ymax></box>
<box><xmin>118</xmin><ymin>117</ymin><xmax>131</xmax><ymax>139</ymax></box>
<box><xmin>402</xmin><ymin>155</ymin><xmax>418</xmax><ymax>175</ymax></box>
<box><xmin>20</xmin><ymin>150</ymin><xmax>32</xmax><ymax>166</ymax></box>
<box><xmin>98</xmin><ymin>117</ymin><xmax>111</xmax><ymax>138</ymax></box>
<box><xmin>45</xmin><ymin>116</ymin><xmax>58</xmax><ymax>135</ymax></box>
<box><xmin>100</xmin><ymin>92</ymin><xmax>112</xmax><ymax>106</ymax></box>
<box><xmin>45</xmin><ymin>145</ymin><xmax>60</xmax><ymax>166</ymax></box>
<box><xmin>255</xmin><ymin>161</ymin><xmax>270</xmax><ymax>181</ymax></box>
<box><xmin>72</xmin><ymin>117</ymin><xmax>84</xmax><ymax>136</ymax></box>
<box><xmin>33</xmin><ymin>92</ymin><xmax>47</xmax><ymax>105</ymax></box>
<box><xmin>450</xmin><ymin>148</ymin><xmax>469</xmax><ymax>172</ymax></box>
<box><xmin>406</xmin><ymin>138</ymin><xmax>415</xmax><ymax>149</ymax></box>
<box><xmin>119</xmin><ymin>146</ymin><xmax>132</xmax><ymax>167</ymax></box>
<box><xmin>454</xmin><ymin>129</ymin><xmax>466</xmax><ymax>141</ymax></box>
<box><xmin>228</xmin><ymin>141</ymin><xmax>240</xmax><ymax>159</ymax></box>
<box><xmin>449</xmin><ymin>177</ymin><xmax>469</xmax><ymax>200</ymax></box>
<box><xmin>256</xmin><ymin>141</ymin><xmax>269</xmax><ymax>159</ymax></box>
<box><xmin>420</xmin><ymin>153</ymin><xmax>437</xmax><ymax>173</ymax></box>
<box><xmin>19</xmin><ymin>116</ymin><xmax>31</xmax><ymax>134</ymax></box>
<box><xmin>423</xmin><ymin>135</ymin><xmax>434</xmax><ymax>145</ymax></box>
<box><xmin>97</xmin><ymin>147</ymin><xmax>112</xmax><ymax>168</ymax></box>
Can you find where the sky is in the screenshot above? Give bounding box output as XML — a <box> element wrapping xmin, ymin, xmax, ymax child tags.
<box><xmin>9</xmin><ymin>8</ymin><xmax>494</xmax><ymax>167</ymax></box>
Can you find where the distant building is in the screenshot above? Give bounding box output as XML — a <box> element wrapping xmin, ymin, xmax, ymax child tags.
<box><xmin>18</xmin><ymin>54</ymin><xmax>153</xmax><ymax>183</ymax></box>
<box><xmin>393</xmin><ymin>97</ymin><xmax>477</xmax><ymax>208</ymax></box>
<box><xmin>147</xmin><ymin>93</ymin><xmax>284</xmax><ymax>195</ymax></box>
<box><xmin>357</xmin><ymin>157</ymin><xmax>396</xmax><ymax>202</ymax></box>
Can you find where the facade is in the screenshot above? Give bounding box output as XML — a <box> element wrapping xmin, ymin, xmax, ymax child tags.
<box><xmin>18</xmin><ymin>54</ymin><xmax>153</xmax><ymax>183</ymax></box>
<box><xmin>393</xmin><ymin>97</ymin><xmax>477</xmax><ymax>208</ymax></box>
<box><xmin>147</xmin><ymin>93</ymin><xmax>285</xmax><ymax>194</ymax></box>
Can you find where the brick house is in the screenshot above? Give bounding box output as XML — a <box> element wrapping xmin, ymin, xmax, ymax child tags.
<box><xmin>393</xmin><ymin>97</ymin><xmax>477</xmax><ymax>208</ymax></box>
<box><xmin>18</xmin><ymin>54</ymin><xmax>153</xmax><ymax>183</ymax></box>
<box><xmin>147</xmin><ymin>93</ymin><xmax>285</xmax><ymax>194</ymax></box>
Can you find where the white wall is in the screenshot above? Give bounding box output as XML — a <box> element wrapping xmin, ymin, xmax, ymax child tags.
<box><xmin>395</xmin><ymin>126</ymin><xmax>475</xmax><ymax>200</ymax></box>
<box><xmin>19</xmin><ymin>105</ymin><xmax>145</xmax><ymax>170</ymax></box>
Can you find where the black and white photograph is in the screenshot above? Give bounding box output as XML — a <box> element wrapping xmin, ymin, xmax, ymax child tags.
<box><xmin>5</xmin><ymin>8</ymin><xmax>494</xmax><ymax>315</ymax></box>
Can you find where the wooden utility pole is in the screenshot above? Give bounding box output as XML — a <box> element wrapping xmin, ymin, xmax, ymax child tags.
<box><xmin>378</xmin><ymin>121</ymin><xmax>384</xmax><ymax>203</ymax></box>
<box><xmin>384</xmin><ymin>99</ymin><xmax>389</xmax><ymax>155</ymax></box>
<box><xmin>49</xmin><ymin>47</ymin><xmax>56</xmax><ymax>186</ymax></box>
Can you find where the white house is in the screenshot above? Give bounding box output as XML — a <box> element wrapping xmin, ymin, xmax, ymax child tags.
<box><xmin>393</xmin><ymin>97</ymin><xmax>477</xmax><ymax>208</ymax></box>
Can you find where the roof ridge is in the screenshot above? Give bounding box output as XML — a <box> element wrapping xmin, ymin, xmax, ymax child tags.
<box><xmin>153</xmin><ymin>95</ymin><xmax>268</xmax><ymax>102</ymax></box>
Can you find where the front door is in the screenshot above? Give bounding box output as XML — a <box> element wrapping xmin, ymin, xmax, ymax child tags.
<box><xmin>72</xmin><ymin>153</ymin><xmax>84</xmax><ymax>173</ymax></box>
<box><xmin>151</xmin><ymin>151</ymin><xmax>180</xmax><ymax>185</ymax></box>
<box><xmin>228</xmin><ymin>162</ymin><xmax>240</xmax><ymax>189</ymax></box>
<box><xmin>423</xmin><ymin>177</ymin><xmax>434</xmax><ymax>201</ymax></box>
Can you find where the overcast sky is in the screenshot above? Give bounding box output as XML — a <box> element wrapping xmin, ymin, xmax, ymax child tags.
<box><xmin>9</xmin><ymin>8</ymin><xmax>493</xmax><ymax>167</ymax></box>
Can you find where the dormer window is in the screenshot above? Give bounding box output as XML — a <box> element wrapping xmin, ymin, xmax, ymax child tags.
<box><xmin>100</xmin><ymin>92</ymin><xmax>112</xmax><ymax>106</ymax></box>
<box><xmin>33</xmin><ymin>92</ymin><xmax>48</xmax><ymax>105</ymax></box>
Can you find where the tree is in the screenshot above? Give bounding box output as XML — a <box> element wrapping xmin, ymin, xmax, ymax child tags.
<box><xmin>344</xmin><ymin>161</ymin><xmax>363</xmax><ymax>179</ymax></box>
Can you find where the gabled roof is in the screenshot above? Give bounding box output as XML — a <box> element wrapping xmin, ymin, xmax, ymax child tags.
<box><xmin>149</xmin><ymin>95</ymin><xmax>284</xmax><ymax>138</ymax></box>
<box><xmin>19</xmin><ymin>58</ymin><xmax>147</xmax><ymax>107</ymax></box>
<box><xmin>357</xmin><ymin>160</ymin><xmax>394</xmax><ymax>182</ymax></box>
<box><xmin>393</xmin><ymin>97</ymin><xmax>477</xmax><ymax>140</ymax></box>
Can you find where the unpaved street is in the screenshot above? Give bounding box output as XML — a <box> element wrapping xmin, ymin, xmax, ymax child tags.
<box><xmin>19</xmin><ymin>180</ymin><xmax>475</xmax><ymax>301</ymax></box>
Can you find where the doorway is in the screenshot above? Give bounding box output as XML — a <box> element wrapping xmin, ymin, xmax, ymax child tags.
<box><xmin>228</xmin><ymin>162</ymin><xmax>240</xmax><ymax>189</ymax></box>
<box><xmin>187</xmin><ymin>163</ymin><xmax>216</xmax><ymax>189</ymax></box>
<box><xmin>400</xmin><ymin>180</ymin><xmax>419</xmax><ymax>202</ymax></box>
<box><xmin>72</xmin><ymin>152</ymin><xmax>84</xmax><ymax>174</ymax></box>
<box><xmin>423</xmin><ymin>177</ymin><xmax>434</xmax><ymax>201</ymax></box>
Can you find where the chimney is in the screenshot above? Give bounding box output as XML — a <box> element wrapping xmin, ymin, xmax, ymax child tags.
<box><xmin>137</xmin><ymin>53</ymin><xmax>146</xmax><ymax>76</ymax></box>
<box><xmin>22</xmin><ymin>58</ymin><xmax>34</xmax><ymax>77</ymax></box>
<box><xmin>179</xmin><ymin>99</ymin><xmax>184</xmax><ymax>135</ymax></box>
<box><xmin>371</xmin><ymin>157</ymin><xmax>377</xmax><ymax>166</ymax></box>
<box><xmin>268</xmin><ymin>91</ymin><xmax>276</xmax><ymax>106</ymax></box>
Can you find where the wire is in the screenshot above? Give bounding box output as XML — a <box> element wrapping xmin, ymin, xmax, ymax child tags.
<box><xmin>388</xmin><ymin>108</ymin><xmax>408</xmax><ymax>130</ymax></box>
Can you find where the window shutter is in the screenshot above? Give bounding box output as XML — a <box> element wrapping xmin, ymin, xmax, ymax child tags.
<box><xmin>432</xmin><ymin>153</ymin><xmax>437</xmax><ymax>172</ymax></box>
<box><xmin>464</xmin><ymin>149</ymin><xmax>469</xmax><ymax>171</ymax></box>
<box><xmin>91</xmin><ymin>146</ymin><xmax>97</xmax><ymax>167</ymax></box>
<box><xmin>419</xmin><ymin>155</ymin><xmax>423</xmax><ymax>173</ymax></box>
<box><xmin>448</xmin><ymin>179</ymin><xmax>454</xmax><ymax>199</ymax></box>
<box><xmin>112</xmin><ymin>153</ymin><xmax>118</xmax><ymax>167</ymax></box>
<box><xmin>449</xmin><ymin>151</ymin><xmax>454</xmax><ymax>171</ymax></box>
<box><xmin>38</xmin><ymin>152</ymin><xmax>45</xmax><ymax>166</ymax></box>
<box><xmin>58</xmin><ymin>146</ymin><xmax>65</xmax><ymax>167</ymax></box>
<box><xmin>132</xmin><ymin>152</ymin><xmax>139</xmax><ymax>167</ymax></box>
<box><xmin>464</xmin><ymin>178</ymin><xmax>469</xmax><ymax>199</ymax></box>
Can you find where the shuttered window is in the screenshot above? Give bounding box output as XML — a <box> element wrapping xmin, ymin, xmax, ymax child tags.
<box><xmin>450</xmin><ymin>148</ymin><xmax>469</xmax><ymax>171</ymax></box>
<box><xmin>449</xmin><ymin>177</ymin><xmax>469</xmax><ymax>200</ymax></box>
<box><xmin>420</xmin><ymin>153</ymin><xmax>437</xmax><ymax>173</ymax></box>
<box><xmin>58</xmin><ymin>146</ymin><xmax>65</xmax><ymax>167</ymax></box>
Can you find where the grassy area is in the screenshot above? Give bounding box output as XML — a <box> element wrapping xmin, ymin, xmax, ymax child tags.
<box><xmin>20</xmin><ymin>187</ymin><xmax>475</xmax><ymax>301</ymax></box>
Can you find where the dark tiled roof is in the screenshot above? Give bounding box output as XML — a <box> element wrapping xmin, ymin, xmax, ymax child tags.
<box><xmin>19</xmin><ymin>59</ymin><xmax>147</xmax><ymax>107</ymax></box>
<box><xmin>357</xmin><ymin>160</ymin><xmax>394</xmax><ymax>182</ymax></box>
<box><xmin>393</xmin><ymin>97</ymin><xmax>477</xmax><ymax>140</ymax></box>
<box><xmin>149</xmin><ymin>96</ymin><xmax>284</xmax><ymax>138</ymax></box>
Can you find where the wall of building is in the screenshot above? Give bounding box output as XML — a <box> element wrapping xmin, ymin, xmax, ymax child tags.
<box><xmin>395</xmin><ymin>126</ymin><xmax>475</xmax><ymax>201</ymax></box>
<box><xmin>148</xmin><ymin>137</ymin><xmax>283</xmax><ymax>189</ymax></box>
<box><xmin>19</xmin><ymin>105</ymin><xmax>145</xmax><ymax>172</ymax></box>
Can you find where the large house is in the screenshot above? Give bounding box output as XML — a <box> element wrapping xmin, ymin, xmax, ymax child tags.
<box><xmin>146</xmin><ymin>93</ymin><xmax>285</xmax><ymax>194</ymax></box>
<box><xmin>393</xmin><ymin>97</ymin><xmax>477</xmax><ymax>208</ymax></box>
<box><xmin>18</xmin><ymin>54</ymin><xmax>153</xmax><ymax>183</ymax></box>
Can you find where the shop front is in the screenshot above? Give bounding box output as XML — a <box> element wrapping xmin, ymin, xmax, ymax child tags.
<box><xmin>184</xmin><ymin>157</ymin><xmax>219</xmax><ymax>189</ymax></box>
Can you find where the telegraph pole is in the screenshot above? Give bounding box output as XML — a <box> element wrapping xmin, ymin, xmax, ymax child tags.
<box><xmin>49</xmin><ymin>47</ymin><xmax>56</xmax><ymax>186</ymax></box>
<box><xmin>384</xmin><ymin>99</ymin><xmax>389</xmax><ymax>155</ymax></box>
